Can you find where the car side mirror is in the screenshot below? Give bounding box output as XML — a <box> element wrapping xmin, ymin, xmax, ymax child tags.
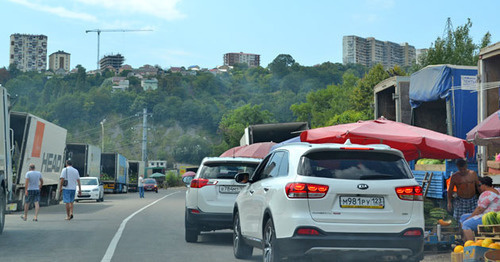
<box><xmin>182</xmin><ymin>176</ymin><xmax>193</xmax><ymax>187</ymax></box>
<box><xmin>235</xmin><ymin>172</ymin><xmax>250</xmax><ymax>184</ymax></box>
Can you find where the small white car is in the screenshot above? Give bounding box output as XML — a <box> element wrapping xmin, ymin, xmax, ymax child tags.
<box><xmin>184</xmin><ymin>157</ymin><xmax>262</xmax><ymax>243</ymax></box>
<box><xmin>75</xmin><ymin>177</ymin><xmax>104</xmax><ymax>202</ymax></box>
<box><xmin>233</xmin><ymin>142</ymin><xmax>424</xmax><ymax>262</ymax></box>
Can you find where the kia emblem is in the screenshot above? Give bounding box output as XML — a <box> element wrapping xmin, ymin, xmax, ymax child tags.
<box><xmin>357</xmin><ymin>184</ymin><xmax>369</xmax><ymax>190</ymax></box>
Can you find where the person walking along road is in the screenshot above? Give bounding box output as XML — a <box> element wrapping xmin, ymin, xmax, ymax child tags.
<box><xmin>59</xmin><ymin>160</ymin><xmax>81</xmax><ymax>220</ymax></box>
<box><xmin>138</xmin><ymin>174</ymin><xmax>144</xmax><ymax>198</ymax></box>
<box><xmin>21</xmin><ymin>163</ymin><xmax>43</xmax><ymax>221</ymax></box>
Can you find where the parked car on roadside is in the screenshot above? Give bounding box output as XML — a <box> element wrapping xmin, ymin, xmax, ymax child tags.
<box><xmin>184</xmin><ymin>157</ymin><xmax>262</xmax><ymax>243</ymax></box>
<box><xmin>75</xmin><ymin>177</ymin><xmax>104</xmax><ymax>202</ymax></box>
<box><xmin>232</xmin><ymin>142</ymin><xmax>425</xmax><ymax>262</ymax></box>
<box><xmin>143</xmin><ymin>178</ymin><xmax>158</xmax><ymax>193</ymax></box>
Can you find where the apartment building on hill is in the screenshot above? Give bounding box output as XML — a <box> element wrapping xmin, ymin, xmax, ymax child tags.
<box><xmin>223</xmin><ymin>52</ymin><xmax>260</xmax><ymax>67</ymax></box>
<box><xmin>9</xmin><ymin>34</ymin><xmax>48</xmax><ymax>72</ymax></box>
<box><xmin>343</xmin><ymin>35</ymin><xmax>416</xmax><ymax>68</ymax></box>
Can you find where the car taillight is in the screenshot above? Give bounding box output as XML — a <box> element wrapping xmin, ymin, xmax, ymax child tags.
<box><xmin>190</xmin><ymin>178</ymin><xmax>217</xmax><ymax>188</ymax></box>
<box><xmin>296</xmin><ymin>228</ymin><xmax>321</xmax><ymax>236</ymax></box>
<box><xmin>402</xmin><ymin>228</ymin><xmax>423</xmax><ymax>237</ymax></box>
<box><xmin>395</xmin><ymin>186</ymin><xmax>423</xmax><ymax>201</ymax></box>
<box><xmin>286</xmin><ymin>183</ymin><xmax>329</xmax><ymax>199</ymax></box>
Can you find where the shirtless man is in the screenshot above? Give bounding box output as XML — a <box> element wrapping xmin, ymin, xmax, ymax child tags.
<box><xmin>447</xmin><ymin>159</ymin><xmax>480</xmax><ymax>222</ymax></box>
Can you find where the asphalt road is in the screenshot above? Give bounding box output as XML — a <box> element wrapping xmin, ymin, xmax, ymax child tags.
<box><xmin>0</xmin><ymin>187</ymin><xmax>449</xmax><ymax>262</ymax></box>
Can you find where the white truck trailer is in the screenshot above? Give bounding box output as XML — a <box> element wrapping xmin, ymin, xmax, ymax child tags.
<box><xmin>477</xmin><ymin>42</ymin><xmax>500</xmax><ymax>178</ymax></box>
<box><xmin>66</xmin><ymin>143</ymin><xmax>101</xmax><ymax>178</ymax></box>
<box><xmin>9</xmin><ymin>112</ymin><xmax>67</xmax><ymax>210</ymax></box>
<box><xmin>0</xmin><ymin>86</ymin><xmax>12</xmax><ymax>234</ymax></box>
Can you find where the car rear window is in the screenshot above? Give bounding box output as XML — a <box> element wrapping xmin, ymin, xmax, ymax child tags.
<box><xmin>298</xmin><ymin>150</ymin><xmax>413</xmax><ymax>180</ymax></box>
<box><xmin>199</xmin><ymin>162</ymin><xmax>258</xmax><ymax>179</ymax></box>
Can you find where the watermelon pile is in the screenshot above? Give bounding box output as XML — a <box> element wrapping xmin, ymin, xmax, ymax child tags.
<box><xmin>482</xmin><ymin>211</ymin><xmax>500</xmax><ymax>225</ymax></box>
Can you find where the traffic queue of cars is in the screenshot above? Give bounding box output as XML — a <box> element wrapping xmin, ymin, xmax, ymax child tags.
<box><xmin>184</xmin><ymin>141</ymin><xmax>425</xmax><ymax>262</ymax></box>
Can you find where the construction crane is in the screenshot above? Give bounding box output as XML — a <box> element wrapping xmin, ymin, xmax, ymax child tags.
<box><xmin>85</xmin><ymin>29</ymin><xmax>153</xmax><ymax>70</ymax></box>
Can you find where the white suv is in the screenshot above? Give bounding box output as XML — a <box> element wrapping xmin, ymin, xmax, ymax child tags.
<box><xmin>184</xmin><ymin>157</ymin><xmax>262</xmax><ymax>243</ymax></box>
<box><xmin>232</xmin><ymin>142</ymin><xmax>424</xmax><ymax>262</ymax></box>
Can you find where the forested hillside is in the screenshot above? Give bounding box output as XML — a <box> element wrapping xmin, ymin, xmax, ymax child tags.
<box><xmin>0</xmin><ymin>55</ymin><xmax>370</xmax><ymax>166</ymax></box>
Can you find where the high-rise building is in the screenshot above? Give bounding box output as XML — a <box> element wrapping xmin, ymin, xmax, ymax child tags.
<box><xmin>99</xmin><ymin>54</ymin><xmax>124</xmax><ymax>72</ymax></box>
<box><xmin>343</xmin><ymin>35</ymin><xmax>416</xmax><ymax>68</ymax></box>
<box><xmin>223</xmin><ymin>52</ymin><xmax>260</xmax><ymax>67</ymax></box>
<box><xmin>9</xmin><ymin>34</ymin><xmax>48</xmax><ymax>72</ymax></box>
<box><xmin>49</xmin><ymin>50</ymin><xmax>70</xmax><ymax>73</ymax></box>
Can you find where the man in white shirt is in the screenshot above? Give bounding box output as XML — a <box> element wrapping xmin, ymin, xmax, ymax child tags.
<box><xmin>22</xmin><ymin>163</ymin><xmax>43</xmax><ymax>221</ymax></box>
<box><xmin>138</xmin><ymin>174</ymin><xmax>144</xmax><ymax>198</ymax></box>
<box><xmin>59</xmin><ymin>160</ymin><xmax>81</xmax><ymax>220</ymax></box>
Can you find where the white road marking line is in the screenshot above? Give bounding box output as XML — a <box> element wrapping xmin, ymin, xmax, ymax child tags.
<box><xmin>101</xmin><ymin>191</ymin><xmax>180</xmax><ymax>262</ymax></box>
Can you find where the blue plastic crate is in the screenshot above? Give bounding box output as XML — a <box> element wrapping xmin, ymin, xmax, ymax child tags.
<box><xmin>413</xmin><ymin>171</ymin><xmax>446</xmax><ymax>199</ymax></box>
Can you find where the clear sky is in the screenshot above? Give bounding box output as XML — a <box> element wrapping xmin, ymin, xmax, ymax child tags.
<box><xmin>2</xmin><ymin>0</ymin><xmax>499</xmax><ymax>71</ymax></box>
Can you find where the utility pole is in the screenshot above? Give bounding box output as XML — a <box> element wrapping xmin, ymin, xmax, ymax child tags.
<box><xmin>85</xmin><ymin>29</ymin><xmax>153</xmax><ymax>70</ymax></box>
<box><xmin>100</xmin><ymin>119</ymin><xmax>106</xmax><ymax>152</ymax></box>
<box><xmin>142</xmin><ymin>108</ymin><xmax>148</xmax><ymax>163</ymax></box>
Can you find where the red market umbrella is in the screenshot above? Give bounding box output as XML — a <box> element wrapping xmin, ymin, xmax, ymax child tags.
<box><xmin>300</xmin><ymin>118</ymin><xmax>475</xmax><ymax>161</ymax></box>
<box><xmin>182</xmin><ymin>171</ymin><xmax>196</xmax><ymax>178</ymax></box>
<box><xmin>220</xmin><ymin>142</ymin><xmax>277</xmax><ymax>159</ymax></box>
<box><xmin>466</xmin><ymin>109</ymin><xmax>500</xmax><ymax>146</ymax></box>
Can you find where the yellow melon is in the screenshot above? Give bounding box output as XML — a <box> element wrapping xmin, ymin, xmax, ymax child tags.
<box><xmin>483</xmin><ymin>238</ymin><xmax>494</xmax><ymax>247</ymax></box>
<box><xmin>488</xmin><ymin>243</ymin><xmax>500</xmax><ymax>250</ymax></box>
<box><xmin>454</xmin><ymin>245</ymin><xmax>464</xmax><ymax>253</ymax></box>
<box><xmin>464</xmin><ymin>240</ymin><xmax>475</xmax><ymax>247</ymax></box>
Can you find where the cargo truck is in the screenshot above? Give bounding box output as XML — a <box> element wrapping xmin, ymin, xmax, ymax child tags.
<box><xmin>65</xmin><ymin>143</ymin><xmax>101</xmax><ymax>178</ymax></box>
<box><xmin>9</xmin><ymin>112</ymin><xmax>67</xmax><ymax>209</ymax></box>
<box><xmin>101</xmin><ymin>153</ymin><xmax>128</xmax><ymax>193</ymax></box>
<box><xmin>409</xmin><ymin>64</ymin><xmax>478</xmax><ymax>140</ymax></box>
<box><xmin>239</xmin><ymin>122</ymin><xmax>309</xmax><ymax>146</ymax></box>
<box><xmin>477</xmin><ymin>42</ymin><xmax>500</xmax><ymax>178</ymax></box>
<box><xmin>374</xmin><ymin>76</ymin><xmax>412</xmax><ymax>124</ymax></box>
<box><xmin>0</xmin><ymin>86</ymin><xmax>12</xmax><ymax>234</ymax></box>
<box><xmin>127</xmin><ymin>160</ymin><xmax>145</xmax><ymax>192</ymax></box>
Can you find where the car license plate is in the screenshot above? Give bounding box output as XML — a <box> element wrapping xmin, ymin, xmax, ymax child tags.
<box><xmin>219</xmin><ymin>185</ymin><xmax>242</xmax><ymax>194</ymax></box>
<box><xmin>340</xmin><ymin>196</ymin><xmax>384</xmax><ymax>209</ymax></box>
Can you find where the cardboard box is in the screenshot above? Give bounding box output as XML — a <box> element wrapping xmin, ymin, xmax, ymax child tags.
<box><xmin>452</xmin><ymin>252</ymin><xmax>464</xmax><ymax>262</ymax></box>
<box><xmin>414</xmin><ymin>164</ymin><xmax>446</xmax><ymax>171</ymax></box>
<box><xmin>464</xmin><ymin>246</ymin><xmax>493</xmax><ymax>262</ymax></box>
<box><xmin>487</xmin><ymin>161</ymin><xmax>500</xmax><ymax>170</ymax></box>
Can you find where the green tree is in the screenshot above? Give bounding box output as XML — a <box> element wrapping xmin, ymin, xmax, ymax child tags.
<box><xmin>350</xmin><ymin>64</ymin><xmax>389</xmax><ymax>118</ymax></box>
<box><xmin>268</xmin><ymin>54</ymin><xmax>296</xmax><ymax>78</ymax></box>
<box><xmin>420</xmin><ymin>18</ymin><xmax>491</xmax><ymax>66</ymax></box>
<box><xmin>172</xmin><ymin>135</ymin><xmax>212</xmax><ymax>164</ymax></box>
<box><xmin>291</xmin><ymin>72</ymin><xmax>359</xmax><ymax>127</ymax></box>
<box><xmin>218</xmin><ymin>104</ymin><xmax>274</xmax><ymax>147</ymax></box>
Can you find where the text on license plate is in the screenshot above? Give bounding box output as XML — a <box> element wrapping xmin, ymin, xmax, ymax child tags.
<box><xmin>340</xmin><ymin>196</ymin><xmax>384</xmax><ymax>209</ymax></box>
<box><xmin>219</xmin><ymin>186</ymin><xmax>242</xmax><ymax>194</ymax></box>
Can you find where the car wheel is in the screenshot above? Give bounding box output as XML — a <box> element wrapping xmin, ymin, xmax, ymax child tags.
<box><xmin>263</xmin><ymin>219</ymin><xmax>281</xmax><ymax>262</ymax></box>
<box><xmin>185</xmin><ymin>209</ymin><xmax>199</xmax><ymax>243</ymax></box>
<box><xmin>233</xmin><ymin>211</ymin><xmax>253</xmax><ymax>258</ymax></box>
<box><xmin>75</xmin><ymin>200</ymin><xmax>79</xmax><ymax>203</ymax></box>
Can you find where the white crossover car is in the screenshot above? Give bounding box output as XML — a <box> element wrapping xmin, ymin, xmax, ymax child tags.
<box><xmin>232</xmin><ymin>141</ymin><xmax>424</xmax><ymax>262</ymax></box>
<box><xmin>75</xmin><ymin>177</ymin><xmax>104</xmax><ymax>202</ymax></box>
<box><xmin>184</xmin><ymin>157</ymin><xmax>262</xmax><ymax>243</ymax></box>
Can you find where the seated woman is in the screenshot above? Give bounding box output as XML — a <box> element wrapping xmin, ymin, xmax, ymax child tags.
<box><xmin>461</xmin><ymin>176</ymin><xmax>500</xmax><ymax>241</ymax></box>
